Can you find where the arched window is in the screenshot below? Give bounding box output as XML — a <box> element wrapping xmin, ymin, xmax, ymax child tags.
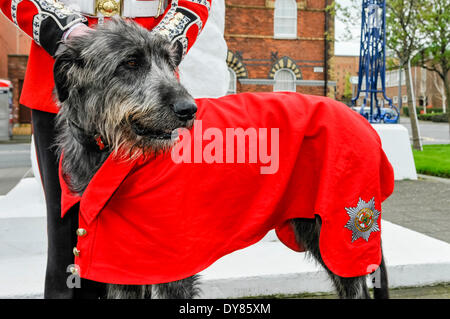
<box><xmin>227</xmin><ymin>68</ymin><xmax>237</xmax><ymax>95</ymax></box>
<box><xmin>274</xmin><ymin>69</ymin><xmax>296</xmax><ymax>92</ymax></box>
<box><xmin>274</xmin><ymin>0</ymin><xmax>297</xmax><ymax>39</ymax></box>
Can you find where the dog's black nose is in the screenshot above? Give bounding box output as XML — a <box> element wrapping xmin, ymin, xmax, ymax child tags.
<box><xmin>172</xmin><ymin>100</ymin><xmax>197</xmax><ymax>121</ymax></box>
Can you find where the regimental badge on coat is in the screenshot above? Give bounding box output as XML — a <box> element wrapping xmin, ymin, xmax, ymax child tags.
<box><xmin>345</xmin><ymin>197</ymin><xmax>380</xmax><ymax>242</ymax></box>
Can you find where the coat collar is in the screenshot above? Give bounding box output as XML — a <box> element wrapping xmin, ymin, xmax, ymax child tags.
<box><xmin>60</xmin><ymin>152</ymin><xmax>137</xmax><ymax>225</ymax></box>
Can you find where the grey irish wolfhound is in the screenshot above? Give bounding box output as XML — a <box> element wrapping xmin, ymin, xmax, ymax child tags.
<box><xmin>53</xmin><ymin>19</ymin><xmax>388</xmax><ymax>299</ymax></box>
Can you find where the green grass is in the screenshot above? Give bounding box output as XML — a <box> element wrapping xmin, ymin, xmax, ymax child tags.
<box><xmin>413</xmin><ymin>144</ymin><xmax>450</xmax><ymax>178</ymax></box>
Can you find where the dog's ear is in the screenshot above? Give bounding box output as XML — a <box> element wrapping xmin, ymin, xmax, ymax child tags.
<box><xmin>172</xmin><ymin>40</ymin><xmax>183</xmax><ymax>67</ymax></box>
<box><xmin>53</xmin><ymin>44</ymin><xmax>83</xmax><ymax>103</ymax></box>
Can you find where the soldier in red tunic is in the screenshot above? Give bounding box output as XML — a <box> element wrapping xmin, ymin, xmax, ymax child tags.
<box><xmin>0</xmin><ymin>0</ymin><xmax>212</xmax><ymax>298</ymax></box>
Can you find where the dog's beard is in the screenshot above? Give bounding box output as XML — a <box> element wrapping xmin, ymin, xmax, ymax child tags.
<box><xmin>108</xmin><ymin>118</ymin><xmax>194</xmax><ymax>161</ymax></box>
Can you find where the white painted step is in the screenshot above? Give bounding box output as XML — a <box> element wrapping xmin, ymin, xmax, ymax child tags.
<box><xmin>1</xmin><ymin>218</ymin><xmax>450</xmax><ymax>298</ymax></box>
<box><xmin>2</xmin><ymin>178</ymin><xmax>450</xmax><ymax>298</ymax></box>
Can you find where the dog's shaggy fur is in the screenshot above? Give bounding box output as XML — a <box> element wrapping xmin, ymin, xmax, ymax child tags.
<box><xmin>53</xmin><ymin>19</ymin><xmax>389</xmax><ymax>299</ymax></box>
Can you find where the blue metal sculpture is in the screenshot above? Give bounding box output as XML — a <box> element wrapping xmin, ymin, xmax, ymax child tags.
<box><xmin>351</xmin><ymin>0</ymin><xmax>399</xmax><ymax>123</ymax></box>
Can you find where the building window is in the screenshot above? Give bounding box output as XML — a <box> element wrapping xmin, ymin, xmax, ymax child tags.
<box><xmin>227</xmin><ymin>68</ymin><xmax>237</xmax><ymax>95</ymax></box>
<box><xmin>385</xmin><ymin>69</ymin><xmax>406</xmax><ymax>88</ymax></box>
<box><xmin>393</xmin><ymin>96</ymin><xmax>398</xmax><ymax>104</ymax></box>
<box><xmin>274</xmin><ymin>69</ymin><xmax>296</xmax><ymax>92</ymax></box>
<box><xmin>226</xmin><ymin>50</ymin><xmax>248</xmax><ymax>92</ymax></box>
<box><xmin>402</xmin><ymin>95</ymin><xmax>408</xmax><ymax>103</ymax></box>
<box><xmin>274</xmin><ymin>0</ymin><xmax>297</xmax><ymax>39</ymax></box>
<box><xmin>269</xmin><ymin>56</ymin><xmax>302</xmax><ymax>79</ymax></box>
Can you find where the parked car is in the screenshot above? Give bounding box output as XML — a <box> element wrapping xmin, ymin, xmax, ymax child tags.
<box><xmin>0</xmin><ymin>79</ymin><xmax>13</xmax><ymax>140</ymax></box>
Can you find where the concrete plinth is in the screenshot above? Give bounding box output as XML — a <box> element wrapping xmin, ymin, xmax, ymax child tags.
<box><xmin>372</xmin><ymin>124</ymin><xmax>417</xmax><ymax>180</ymax></box>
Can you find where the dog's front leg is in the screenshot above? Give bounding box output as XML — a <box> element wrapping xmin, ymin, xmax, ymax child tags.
<box><xmin>106</xmin><ymin>284</ymin><xmax>152</xmax><ymax>299</ymax></box>
<box><xmin>105</xmin><ymin>275</ymin><xmax>200</xmax><ymax>299</ymax></box>
<box><xmin>152</xmin><ymin>275</ymin><xmax>201</xmax><ymax>299</ymax></box>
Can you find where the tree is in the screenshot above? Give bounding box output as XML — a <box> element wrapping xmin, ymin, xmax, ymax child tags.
<box><xmin>385</xmin><ymin>0</ymin><xmax>424</xmax><ymax>150</ymax></box>
<box><xmin>414</xmin><ymin>0</ymin><xmax>450</xmax><ymax>131</ymax></box>
<box><xmin>343</xmin><ymin>72</ymin><xmax>353</xmax><ymax>104</ymax></box>
<box><xmin>432</xmin><ymin>72</ymin><xmax>447</xmax><ymax>113</ymax></box>
<box><xmin>333</xmin><ymin>0</ymin><xmax>361</xmax><ymax>42</ymax></box>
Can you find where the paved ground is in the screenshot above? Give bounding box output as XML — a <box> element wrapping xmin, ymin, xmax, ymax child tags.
<box><xmin>382</xmin><ymin>177</ymin><xmax>450</xmax><ymax>244</ymax></box>
<box><xmin>0</xmin><ymin>167</ymin><xmax>30</xmax><ymax>195</ymax></box>
<box><xmin>0</xmin><ymin>137</ymin><xmax>31</xmax><ymax>195</ymax></box>
<box><xmin>399</xmin><ymin>116</ymin><xmax>450</xmax><ymax>145</ymax></box>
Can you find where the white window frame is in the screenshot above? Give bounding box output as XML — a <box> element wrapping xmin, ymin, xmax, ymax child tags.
<box><xmin>227</xmin><ymin>68</ymin><xmax>237</xmax><ymax>95</ymax></box>
<box><xmin>273</xmin><ymin>68</ymin><xmax>296</xmax><ymax>92</ymax></box>
<box><xmin>274</xmin><ymin>0</ymin><xmax>297</xmax><ymax>39</ymax></box>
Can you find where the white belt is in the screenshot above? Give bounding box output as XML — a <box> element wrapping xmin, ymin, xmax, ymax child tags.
<box><xmin>60</xmin><ymin>0</ymin><xmax>167</xmax><ymax>18</ymax></box>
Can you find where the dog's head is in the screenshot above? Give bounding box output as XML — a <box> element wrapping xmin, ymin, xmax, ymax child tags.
<box><xmin>54</xmin><ymin>19</ymin><xmax>196</xmax><ymax>157</ymax></box>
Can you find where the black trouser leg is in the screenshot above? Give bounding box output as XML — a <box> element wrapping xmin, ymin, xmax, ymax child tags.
<box><xmin>32</xmin><ymin>109</ymin><xmax>105</xmax><ymax>299</ymax></box>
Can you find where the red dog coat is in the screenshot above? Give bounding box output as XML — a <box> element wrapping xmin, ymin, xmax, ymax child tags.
<box><xmin>60</xmin><ymin>92</ymin><xmax>394</xmax><ymax>284</ymax></box>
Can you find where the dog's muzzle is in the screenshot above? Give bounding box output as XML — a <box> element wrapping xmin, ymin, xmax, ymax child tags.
<box><xmin>171</xmin><ymin>99</ymin><xmax>197</xmax><ymax>121</ymax></box>
<box><xmin>130</xmin><ymin>99</ymin><xmax>196</xmax><ymax>139</ymax></box>
<box><xmin>131</xmin><ymin>121</ymin><xmax>174</xmax><ymax>140</ymax></box>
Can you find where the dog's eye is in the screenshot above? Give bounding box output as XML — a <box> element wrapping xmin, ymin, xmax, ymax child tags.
<box><xmin>121</xmin><ymin>57</ymin><xmax>142</xmax><ymax>70</ymax></box>
<box><xmin>126</xmin><ymin>59</ymin><xmax>139</xmax><ymax>68</ymax></box>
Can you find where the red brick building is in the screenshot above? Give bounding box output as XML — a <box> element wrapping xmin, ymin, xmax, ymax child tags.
<box><xmin>224</xmin><ymin>0</ymin><xmax>335</xmax><ymax>97</ymax></box>
<box><xmin>0</xmin><ymin>14</ymin><xmax>31</xmax><ymax>129</ymax></box>
<box><xmin>334</xmin><ymin>55</ymin><xmax>359</xmax><ymax>102</ymax></box>
<box><xmin>383</xmin><ymin>67</ymin><xmax>448</xmax><ymax>113</ymax></box>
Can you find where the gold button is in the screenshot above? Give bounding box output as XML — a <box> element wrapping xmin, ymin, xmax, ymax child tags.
<box><xmin>97</xmin><ymin>0</ymin><xmax>119</xmax><ymax>17</ymax></box>
<box><xmin>73</xmin><ymin>247</ymin><xmax>80</xmax><ymax>257</ymax></box>
<box><xmin>76</xmin><ymin>228</ymin><xmax>87</xmax><ymax>236</ymax></box>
